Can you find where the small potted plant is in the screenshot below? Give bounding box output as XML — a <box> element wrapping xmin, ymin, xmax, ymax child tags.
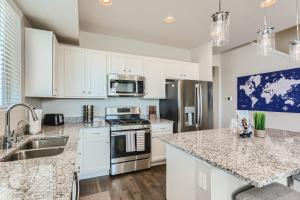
<box><xmin>254</xmin><ymin>112</ymin><xmax>266</xmax><ymax>138</ymax></box>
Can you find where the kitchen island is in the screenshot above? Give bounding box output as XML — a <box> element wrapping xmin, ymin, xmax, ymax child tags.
<box><xmin>0</xmin><ymin>122</ymin><xmax>108</xmax><ymax>200</ymax></box>
<box><xmin>157</xmin><ymin>128</ymin><xmax>300</xmax><ymax>200</ymax></box>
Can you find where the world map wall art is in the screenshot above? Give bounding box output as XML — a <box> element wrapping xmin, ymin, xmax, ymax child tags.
<box><xmin>237</xmin><ymin>68</ymin><xmax>300</xmax><ymax>113</ymax></box>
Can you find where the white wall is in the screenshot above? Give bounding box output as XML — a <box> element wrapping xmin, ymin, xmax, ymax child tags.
<box><xmin>79</xmin><ymin>31</ymin><xmax>191</xmax><ymax>62</ymax></box>
<box><xmin>221</xmin><ymin>43</ymin><xmax>300</xmax><ymax>132</ymax></box>
<box><xmin>41</xmin><ymin>98</ymin><xmax>159</xmax><ymax>118</ymax></box>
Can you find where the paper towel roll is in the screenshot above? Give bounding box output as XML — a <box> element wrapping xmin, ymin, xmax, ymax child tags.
<box><xmin>29</xmin><ymin>108</ymin><xmax>42</xmax><ymax>134</ymax></box>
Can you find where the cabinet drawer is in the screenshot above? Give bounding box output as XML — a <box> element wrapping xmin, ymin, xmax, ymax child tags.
<box><xmin>152</xmin><ymin>131</ymin><xmax>173</xmax><ymax>137</ymax></box>
<box><xmin>81</xmin><ymin>127</ymin><xmax>110</xmax><ymax>138</ymax></box>
<box><xmin>151</xmin><ymin>123</ymin><xmax>173</xmax><ymax>133</ymax></box>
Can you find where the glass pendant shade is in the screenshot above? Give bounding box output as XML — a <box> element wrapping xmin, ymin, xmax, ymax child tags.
<box><xmin>289</xmin><ymin>0</ymin><xmax>300</xmax><ymax>63</ymax></box>
<box><xmin>257</xmin><ymin>27</ymin><xmax>275</xmax><ymax>56</ymax></box>
<box><xmin>289</xmin><ymin>40</ymin><xmax>300</xmax><ymax>63</ymax></box>
<box><xmin>211</xmin><ymin>11</ymin><xmax>230</xmax><ymax>46</ymax></box>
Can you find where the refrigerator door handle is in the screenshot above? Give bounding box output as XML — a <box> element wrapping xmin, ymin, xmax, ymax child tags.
<box><xmin>195</xmin><ymin>84</ymin><xmax>203</xmax><ymax>128</ymax></box>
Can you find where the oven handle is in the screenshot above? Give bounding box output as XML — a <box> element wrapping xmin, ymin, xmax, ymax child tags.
<box><xmin>111</xmin><ymin>129</ymin><xmax>151</xmax><ymax>137</ymax></box>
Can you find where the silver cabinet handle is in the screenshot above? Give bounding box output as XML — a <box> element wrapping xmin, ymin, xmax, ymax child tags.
<box><xmin>82</xmin><ymin>91</ymin><xmax>85</xmax><ymax>94</ymax></box>
<box><xmin>88</xmin><ymin>91</ymin><xmax>91</xmax><ymax>94</ymax></box>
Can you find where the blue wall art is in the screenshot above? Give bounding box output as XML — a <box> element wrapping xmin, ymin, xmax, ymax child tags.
<box><xmin>237</xmin><ymin>68</ymin><xmax>300</xmax><ymax>113</ymax></box>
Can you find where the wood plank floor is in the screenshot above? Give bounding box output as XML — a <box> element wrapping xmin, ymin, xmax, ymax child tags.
<box><xmin>79</xmin><ymin>165</ymin><xmax>166</xmax><ymax>200</ymax></box>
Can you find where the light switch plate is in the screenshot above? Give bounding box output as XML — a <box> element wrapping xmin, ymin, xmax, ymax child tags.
<box><xmin>198</xmin><ymin>170</ymin><xmax>207</xmax><ymax>190</ymax></box>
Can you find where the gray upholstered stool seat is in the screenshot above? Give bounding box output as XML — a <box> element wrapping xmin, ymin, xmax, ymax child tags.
<box><xmin>235</xmin><ymin>183</ymin><xmax>300</xmax><ymax>200</ymax></box>
<box><xmin>293</xmin><ymin>173</ymin><xmax>300</xmax><ymax>181</ymax></box>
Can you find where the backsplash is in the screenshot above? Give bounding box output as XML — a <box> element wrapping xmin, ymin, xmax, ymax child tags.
<box><xmin>41</xmin><ymin>98</ymin><xmax>159</xmax><ymax>118</ymax></box>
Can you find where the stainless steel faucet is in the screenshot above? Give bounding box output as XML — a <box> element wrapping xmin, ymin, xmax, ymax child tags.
<box><xmin>2</xmin><ymin>103</ymin><xmax>38</xmax><ymax>149</ymax></box>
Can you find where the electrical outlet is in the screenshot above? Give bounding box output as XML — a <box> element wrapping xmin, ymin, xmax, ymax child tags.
<box><xmin>198</xmin><ymin>170</ymin><xmax>207</xmax><ymax>190</ymax></box>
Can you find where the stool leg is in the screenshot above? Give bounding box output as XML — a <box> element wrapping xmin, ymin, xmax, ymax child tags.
<box><xmin>287</xmin><ymin>176</ymin><xmax>294</xmax><ymax>187</ymax></box>
<box><xmin>231</xmin><ymin>185</ymin><xmax>254</xmax><ymax>200</ymax></box>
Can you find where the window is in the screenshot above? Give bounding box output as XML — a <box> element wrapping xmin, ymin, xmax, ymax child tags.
<box><xmin>0</xmin><ymin>0</ymin><xmax>21</xmax><ymax>107</ymax></box>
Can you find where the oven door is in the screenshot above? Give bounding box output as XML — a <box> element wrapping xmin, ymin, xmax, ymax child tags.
<box><xmin>111</xmin><ymin>129</ymin><xmax>151</xmax><ymax>163</ymax></box>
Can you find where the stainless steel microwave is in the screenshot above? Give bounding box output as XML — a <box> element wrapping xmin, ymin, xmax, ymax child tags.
<box><xmin>108</xmin><ymin>74</ymin><xmax>145</xmax><ymax>97</ymax></box>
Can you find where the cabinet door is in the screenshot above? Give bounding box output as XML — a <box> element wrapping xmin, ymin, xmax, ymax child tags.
<box><xmin>165</xmin><ymin>61</ymin><xmax>182</xmax><ymax>79</ymax></box>
<box><xmin>85</xmin><ymin>50</ymin><xmax>107</xmax><ymax>98</ymax></box>
<box><xmin>182</xmin><ymin>62</ymin><xmax>199</xmax><ymax>80</ymax></box>
<box><xmin>151</xmin><ymin>131</ymin><xmax>172</xmax><ymax>163</ymax></box>
<box><xmin>64</xmin><ymin>47</ymin><xmax>86</xmax><ymax>97</ymax></box>
<box><xmin>127</xmin><ymin>55</ymin><xmax>144</xmax><ymax>75</ymax></box>
<box><xmin>25</xmin><ymin>28</ymin><xmax>54</xmax><ymax>97</ymax></box>
<box><xmin>82</xmin><ymin>130</ymin><xmax>110</xmax><ymax>178</ymax></box>
<box><xmin>77</xmin><ymin>132</ymin><xmax>84</xmax><ymax>179</ymax></box>
<box><xmin>53</xmin><ymin>43</ymin><xmax>65</xmax><ymax>97</ymax></box>
<box><xmin>143</xmin><ymin>58</ymin><xmax>166</xmax><ymax>99</ymax></box>
<box><xmin>107</xmin><ymin>53</ymin><xmax>127</xmax><ymax>74</ymax></box>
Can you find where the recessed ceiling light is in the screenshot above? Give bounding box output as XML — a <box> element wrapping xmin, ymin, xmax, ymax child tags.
<box><xmin>164</xmin><ymin>16</ymin><xmax>176</xmax><ymax>24</ymax></box>
<box><xmin>260</xmin><ymin>0</ymin><xmax>277</xmax><ymax>8</ymax></box>
<box><xmin>99</xmin><ymin>0</ymin><xmax>112</xmax><ymax>7</ymax></box>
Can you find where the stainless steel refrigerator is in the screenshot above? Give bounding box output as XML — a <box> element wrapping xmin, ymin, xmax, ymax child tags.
<box><xmin>159</xmin><ymin>79</ymin><xmax>213</xmax><ymax>133</ymax></box>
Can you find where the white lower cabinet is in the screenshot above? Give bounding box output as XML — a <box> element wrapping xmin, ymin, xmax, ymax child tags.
<box><xmin>151</xmin><ymin>123</ymin><xmax>173</xmax><ymax>165</ymax></box>
<box><xmin>78</xmin><ymin>127</ymin><xmax>110</xmax><ymax>180</ymax></box>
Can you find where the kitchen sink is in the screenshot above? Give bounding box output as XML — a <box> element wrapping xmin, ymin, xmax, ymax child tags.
<box><xmin>19</xmin><ymin>136</ymin><xmax>69</xmax><ymax>150</ymax></box>
<box><xmin>1</xmin><ymin>136</ymin><xmax>69</xmax><ymax>162</ymax></box>
<box><xmin>3</xmin><ymin>147</ymin><xmax>65</xmax><ymax>161</ymax></box>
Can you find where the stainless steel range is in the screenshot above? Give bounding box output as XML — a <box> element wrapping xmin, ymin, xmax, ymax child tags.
<box><xmin>105</xmin><ymin>107</ymin><xmax>151</xmax><ymax>175</ymax></box>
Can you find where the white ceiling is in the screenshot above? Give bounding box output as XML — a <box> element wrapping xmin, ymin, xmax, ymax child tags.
<box><xmin>14</xmin><ymin>0</ymin><xmax>79</xmax><ymax>44</ymax></box>
<box><xmin>79</xmin><ymin>0</ymin><xmax>297</xmax><ymax>51</ymax></box>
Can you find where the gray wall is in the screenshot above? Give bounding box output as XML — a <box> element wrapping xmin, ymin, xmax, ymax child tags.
<box><xmin>276</xmin><ymin>26</ymin><xmax>297</xmax><ymax>54</ymax></box>
<box><xmin>79</xmin><ymin>31</ymin><xmax>191</xmax><ymax>62</ymax></box>
<box><xmin>221</xmin><ymin>43</ymin><xmax>300</xmax><ymax>132</ymax></box>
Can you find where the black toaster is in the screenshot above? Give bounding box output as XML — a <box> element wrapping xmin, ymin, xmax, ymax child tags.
<box><xmin>43</xmin><ymin>114</ymin><xmax>64</xmax><ymax>126</ymax></box>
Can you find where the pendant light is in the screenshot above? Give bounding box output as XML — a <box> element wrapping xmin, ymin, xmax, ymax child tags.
<box><xmin>289</xmin><ymin>0</ymin><xmax>300</xmax><ymax>63</ymax></box>
<box><xmin>210</xmin><ymin>0</ymin><xmax>230</xmax><ymax>46</ymax></box>
<box><xmin>257</xmin><ymin>0</ymin><xmax>275</xmax><ymax>56</ymax></box>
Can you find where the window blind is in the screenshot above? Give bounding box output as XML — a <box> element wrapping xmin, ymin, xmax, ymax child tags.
<box><xmin>0</xmin><ymin>0</ymin><xmax>21</xmax><ymax>107</ymax></box>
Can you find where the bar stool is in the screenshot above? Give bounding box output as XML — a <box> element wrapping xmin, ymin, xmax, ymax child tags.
<box><xmin>234</xmin><ymin>183</ymin><xmax>300</xmax><ymax>200</ymax></box>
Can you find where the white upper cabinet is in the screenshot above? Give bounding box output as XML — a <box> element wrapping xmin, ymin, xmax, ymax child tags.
<box><xmin>25</xmin><ymin>28</ymin><xmax>62</xmax><ymax>97</ymax></box>
<box><xmin>64</xmin><ymin>47</ymin><xmax>107</xmax><ymax>98</ymax></box>
<box><xmin>108</xmin><ymin>52</ymin><xmax>127</xmax><ymax>74</ymax></box>
<box><xmin>127</xmin><ymin>55</ymin><xmax>144</xmax><ymax>75</ymax></box>
<box><xmin>53</xmin><ymin>45</ymin><xmax>65</xmax><ymax>97</ymax></box>
<box><xmin>85</xmin><ymin>49</ymin><xmax>107</xmax><ymax>98</ymax></box>
<box><xmin>64</xmin><ymin>47</ymin><xmax>86</xmax><ymax>97</ymax></box>
<box><xmin>143</xmin><ymin>57</ymin><xmax>166</xmax><ymax>99</ymax></box>
<box><xmin>165</xmin><ymin>60</ymin><xmax>199</xmax><ymax>80</ymax></box>
<box><xmin>165</xmin><ymin>61</ymin><xmax>182</xmax><ymax>79</ymax></box>
<box><xmin>107</xmin><ymin>53</ymin><xmax>144</xmax><ymax>75</ymax></box>
<box><xmin>181</xmin><ymin>62</ymin><xmax>199</xmax><ymax>80</ymax></box>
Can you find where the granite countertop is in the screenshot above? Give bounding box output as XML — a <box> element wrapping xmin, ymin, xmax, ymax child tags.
<box><xmin>157</xmin><ymin>128</ymin><xmax>300</xmax><ymax>187</ymax></box>
<box><xmin>0</xmin><ymin>121</ymin><xmax>108</xmax><ymax>200</ymax></box>
<box><xmin>149</xmin><ymin>118</ymin><xmax>174</xmax><ymax>124</ymax></box>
